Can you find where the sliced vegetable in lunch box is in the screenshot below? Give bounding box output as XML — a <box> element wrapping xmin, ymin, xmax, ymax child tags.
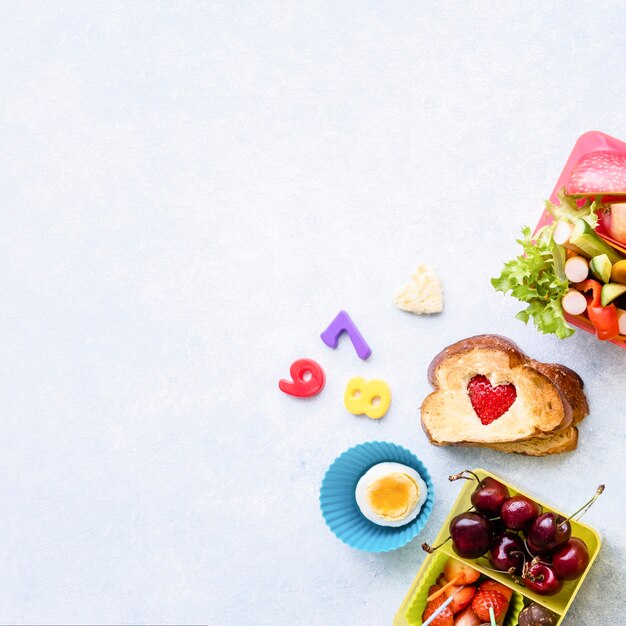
<box><xmin>493</xmin><ymin>131</ymin><xmax>626</xmax><ymax>347</ymax></box>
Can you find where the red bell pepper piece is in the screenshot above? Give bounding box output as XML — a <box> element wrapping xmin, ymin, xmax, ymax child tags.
<box><xmin>575</xmin><ymin>279</ymin><xmax>620</xmax><ymax>340</ymax></box>
<box><xmin>588</xmin><ymin>306</ymin><xmax>620</xmax><ymax>340</ymax></box>
<box><xmin>575</xmin><ymin>279</ymin><xmax>602</xmax><ymax>306</ymax></box>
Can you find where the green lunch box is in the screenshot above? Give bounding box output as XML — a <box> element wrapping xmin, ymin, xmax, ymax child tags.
<box><xmin>394</xmin><ymin>468</ymin><xmax>601</xmax><ymax>626</ymax></box>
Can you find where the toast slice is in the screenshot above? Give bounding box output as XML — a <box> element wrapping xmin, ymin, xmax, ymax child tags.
<box><xmin>421</xmin><ymin>335</ymin><xmax>587</xmax><ymax>449</ymax></box>
<box><xmin>425</xmin><ymin>427</ymin><xmax>579</xmax><ymax>456</ymax></box>
<box><xmin>486</xmin><ymin>427</ymin><xmax>579</xmax><ymax>456</ymax></box>
<box><xmin>529</xmin><ymin>361</ymin><xmax>589</xmax><ymax>426</ymax></box>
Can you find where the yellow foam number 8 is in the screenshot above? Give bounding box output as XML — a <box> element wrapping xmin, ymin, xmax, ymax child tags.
<box><xmin>344</xmin><ymin>377</ymin><xmax>391</xmax><ymax>420</ymax></box>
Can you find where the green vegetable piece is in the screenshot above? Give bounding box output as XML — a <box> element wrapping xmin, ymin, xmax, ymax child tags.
<box><xmin>492</xmin><ymin>227</ymin><xmax>574</xmax><ymax>339</ymax></box>
<box><xmin>570</xmin><ymin>219</ymin><xmax>624</xmax><ymax>264</ymax></box>
<box><xmin>589</xmin><ymin>254</ymin><xmax>612</xmax><ymax>284</ymax></box>
<box><xmin>544</xmin><ymin>189</ymin><xmax>601</xmax><ymax>231</ymax></box>
<box><xmin>492</xmin><ymin>192</ymin><xmax>613</xmax><ymax>339</ymax></box>
<box><xmin>601</xmin><ymin>283</ymin><xmax>626</xmax><ymax>306</ymax></box>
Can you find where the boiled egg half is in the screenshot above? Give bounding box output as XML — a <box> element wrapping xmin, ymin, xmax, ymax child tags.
<box><xmin>355</xmin><ymin>462</ymin><xmax>428</xmax><ymax>527</ymax></box>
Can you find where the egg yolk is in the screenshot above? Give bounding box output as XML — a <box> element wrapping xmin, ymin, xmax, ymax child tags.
<box><xmin>365</xmin><ymin>472</ymin><xmax>420</xmax><ymax>521</ymax></box>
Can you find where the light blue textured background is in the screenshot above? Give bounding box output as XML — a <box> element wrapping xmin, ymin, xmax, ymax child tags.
<box><xmin>1</xmin><ymin>2</ymin><xmax>625</xmax><ymax>625</ymax></box>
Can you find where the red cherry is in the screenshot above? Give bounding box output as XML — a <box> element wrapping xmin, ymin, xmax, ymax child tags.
<box><xmin>471</xmin><ymin>477</ymin><xmax>511</xmax><ymax>517</ymax></box>
<box><xmin>422</xmin><ymin>512</ymin><xmax>493</xmax><ymax>560</ymax></box>
<box><xmin>501</xmin><ymin>495</ymin><xmax>541</xmax><ymax>531</ymax></box>
<box><xmin>523</xmin><ymin>561</ymin><xmax>563</xmax><ymax>596</ymax></box>
<box><xmin>489</xmin><ymin>532</ymin><xmax>527</xmax><ymax>573</ymax></box>
<box><xmin>527</xmin><ymin>485</ymin><xmax>605</xmax><ymax>553</ymax></box>
<box><xmin>526</xmin><ymin>485</ymin><xmax>605</xmax><ymax>558</ymax></box>
<box><xmin>527</xmin><ymin>512</ymin><xmax>571</xmax><ymax>552</ymax></box>
<box><xmin>526</xmin><ymin>534</ymin><xmax>550</xmax><ymax>557</ymax></box>
<box><xmin>449</xmin><ymin>471</ymin><xmax>510</xmax><ymax>517</ymax></box>
<box><xmin>552</xmin><ymin>537</ymin><xmax>590</xmax><ymax>580</ymax></box>
<box><xmin>450</xmin><ymin>512</ymin><xmax>493</xmax><ymax>559</ymax></box>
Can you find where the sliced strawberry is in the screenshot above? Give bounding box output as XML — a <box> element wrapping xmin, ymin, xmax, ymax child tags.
<box><xmin>423</xmin><ymin>588</ymin><xmax>446</xmax><ymax>613</ymax></box>
<box><xmin>478</xmin><ymin>580</ymin><xmax>513</xmax><ymax>603</ymax></box>
<box><xmin>453</xmin><ymin>605</ymin><xmax>482</xmax><ymax>626</ymax></box>
<box><xmin>471</xmin><ymin>590</ymin><xmax>508</xmax><ymax>623</ymax></box>
<box><xmin>449</xmin><ymin>585</ymin><xmax>476</xmax><ymax>613</ymax></box>
<box><xmin>422</xmin><ymin>600</ymin><xmax>454</xmax><ymax>626</ymax></box>
<box><xmin>422</xmin><ymin>586</ymin><xmax>454</xmax><ymax>626</ymax></box>
<box><xmin>436</xmin><ymin>580</ymin><xmax>476</xmax><ymax>614</ymax></box>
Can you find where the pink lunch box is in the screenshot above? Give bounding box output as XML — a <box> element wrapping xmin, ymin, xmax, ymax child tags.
<box><xmin>534</xmin><ymin>130</ymin><xmax>626</xmax><ymax>349</ymax></box>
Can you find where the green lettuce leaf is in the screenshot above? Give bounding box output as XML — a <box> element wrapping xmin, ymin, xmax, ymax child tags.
<box><xmin>492</xmin><ymin>226</ymin><xmax>574</xmax><ymax>339</ymax></box>
<box><xmin>544</xmin><ymin>188</ymin><xmax>601</xmax><ymax>230</ymax></box>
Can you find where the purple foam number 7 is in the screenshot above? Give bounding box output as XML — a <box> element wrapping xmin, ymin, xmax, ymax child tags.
<box><xmin>320</xmin><ymin>310</ymin><xmax>372</xmax><ymax>360</ymax></box>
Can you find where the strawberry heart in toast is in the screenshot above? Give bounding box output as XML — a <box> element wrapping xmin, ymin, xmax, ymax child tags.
<box><xmin>420</xmin><ymin>335</ymin><xmax>586</xmax><ymax>449</ymax></box>
<box><xmin>467</xmin><ymin>375</ymin><xmax>517</xmax><ymax>425</ymax></box>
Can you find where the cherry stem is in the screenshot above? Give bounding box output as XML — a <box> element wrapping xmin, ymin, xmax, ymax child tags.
<box><xmin>449</xmin><ymin>470</ymin><xmax>481</xmax><ymax>483</ymax></box>
<box><xmin>566</xmin><ymin>485</ymin><xmax>605</xmax><ymax>523</ymax></box>
<box><xmin>507</xmin><ymin>567</ymin><xmax>524</xmax><ymax>586</ymax></box>
<box><xmin>531</xmin><ymin>554</ymin><xmax>552</xmax><ymax>567</ymax></box>
<box><xmin>520</xmin><ymin>538</ymin><xmax>539</xmax><ymax>569</ymax></box>
<box><xmin>479</xmin><ymin>560</ymin><xmax>524</xmax><ymax>585</ymax></box>
<box><xmin>427</xmin><ymin>574</ymin><xmax>463</xmax><ymax>602</ymax></box>
<box><xmin>522</xmin><ymin>560</ymin><xmax>541</xmax><ymax>583</ymax></box>
<box><xmin>421</xmin><ymin>536</ymin><xmax>451</xmax><ymax>553</ymax></box>
<box><xmin>510</xmin><ymin>549</ymin><xmax>541</xmax><ymax>571</ymax></box>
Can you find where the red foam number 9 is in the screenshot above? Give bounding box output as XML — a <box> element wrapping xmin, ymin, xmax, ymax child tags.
<box><xmin>279</xmin><ymin>358</ymin><xmax>326</xmax><ymax>398</ymax></box>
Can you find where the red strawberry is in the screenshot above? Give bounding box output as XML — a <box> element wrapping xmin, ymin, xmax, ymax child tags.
<box><xmin>467</xmin><ymin>375</ymin><xmax>517</xmax><ymax>425</ymax></box>
<box><xmin>453</xmin><ymin>606</ymin><xmax>482</xmax><ymax>626</ymax></box>
<box><xmin>478</xmin><ymin>580</ymin><xmax>513</xmax><ymax>602</ymax></box>
<box><xmin>432</xmin><ymin>574</ymin><xmax>475</xmax><ymax>613</ymax></box>
<box><xmin>448</xmin><ymin>585</ymin><xmax>476</xmax><ymax>613</ymax></box>
<box><xmin>435</xmin><ymin>581</ymin><xmax>476</xmax><ymax>614</ymax></box>
<box><xmin>471</xmin><ymin>590</ymin><xmax>508</xmax><ymax>623</ymax></box>
<box><xmin>422</xmin><ymin>586</ymin><xmax>453</xmax><ymax>626</ymax></box>
<box><xmin>422</xmin><ymin>600</ymin><xmax>454</xmax><ymax>626</ymax></box>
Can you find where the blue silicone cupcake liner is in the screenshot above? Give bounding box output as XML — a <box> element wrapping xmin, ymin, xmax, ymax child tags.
<box><xmin>319</xmin><ymin>441</ymin><xmax>434</xmax><ymax>552</ymax></box>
